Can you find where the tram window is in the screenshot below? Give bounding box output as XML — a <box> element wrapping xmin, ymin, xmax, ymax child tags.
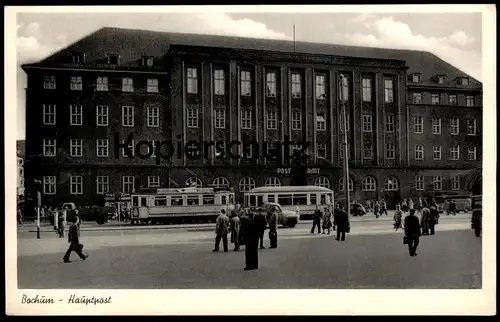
<box><xmin>203</xmin><ymin>195</ymin><xmax>215</xmax><ymax>205</ymax></box>
<box><xmin>221</xmin><ymin>196</ymin><xmax>227</xmax><ymax>205</ymax></box>
<box><xmin>132</xmin><ymin>196</ymin><xmax>139</xmax><ymax>207</ymax></box>
<box><xmin>310</xmin><ymin>194</ymin><xmax>317</xmax><ymax>205</ymax></box>
<box><xmin>267</xmin><ymin>195</ymin><xmax>275</xmax><ymax>203</ymax></box>
<box><xmin>229</xmin><ymin>195</ymin><xmax>234</xmax><ymax>204</ymax></box>
<box><xmin>154</xmin><ymin>197</ymin><xmax>167</xmax><ymax>206</ymax></box>
<box><xmin>250</xmin><ymin>195</ymin><xmax>257</xmax><ymax>207</ymax></box>
<box><xmin>171</xmin><ymin>196</ymin><xmax>183</xmax><ymax>206</ymax></box>
<box><xmin>278</xmin><ymin>194</ymin><xmax>293</xmax><ymax>206</ymax></box>
<box><xmin>292</xmin><ymin>194</ymin><xmax>307</xmax><ymax>205</ymax></box>
<box><xmin>257</xmin><ymin>196</ymin><xmax>264</xmax><ymax>206</ymax></box>
<box><xmin>187</xmin><ymin>195</ymin><xmax>200</xmax><ymax>205</ymax></box>
<box><xmin>140</xmin><ymin>197</ymin><xmax>147</xmax><ymax>207</ymax></box>
<box><xmin>320</xmin><ymin>194</ymin><xmax>327</xmax><ymax>205</ymax></box>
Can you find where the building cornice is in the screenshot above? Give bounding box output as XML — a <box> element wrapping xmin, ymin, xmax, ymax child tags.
<box><xmin>408</xmin><ymin>84</ymin><xmax>482</xmax><ymax>92</ymax></box>
<box><xmin>21</xmin><ymin>65</ymin><xmax>168</xmax><ymax>75</ymax></box>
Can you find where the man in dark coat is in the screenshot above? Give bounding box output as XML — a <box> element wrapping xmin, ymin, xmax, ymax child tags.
<box><xmin>471</xmin><ymin>208</ymin><xmax>482</xmax><ymax>237</ymax></box>
<box><xmin>63</xmin><ymin>216</ymin><xmax>88</xmax><ymax>263</ymax></box>
<box><xmin>404</xmin><ymin>209</ymin><xmax>421</xmax><ymax>257</ymax></box>
<box><xmin>311</xmin><ymin>205</ymin><xmax>322</xmax><ymax>234</ymax></box>
<box><xmin>242</xmin><ymin>211</ymin><xmax>260</xmax><ymax>270</ymax></box>
<box><xmin>429</xmin><ymin>206</ymin><xmax>439</xmax><ymax>235</ymax></box>
<box><xmin>334</xmin><ymin>203</ymin><xmax>350</xmax><ymax>242</ymax></box>
<box><xmin>255</xmin><ymin>210</ymin><xmax>268</xmax><ymax>249</ymax></box>
<box><xmin>448</xmin><ymin>200</ymin><xmax>457</xmax><ymax>216</ymax></box>
<box><xmin>268</xmin><ymin>207</ymin><xmax>278</xmax><ymax>249</ymax></box>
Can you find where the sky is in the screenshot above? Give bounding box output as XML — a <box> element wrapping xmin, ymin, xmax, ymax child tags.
<box><xmin>15</xmin><ymin>9</ymin><xmax>483</xmax><ymax>140</ymax></box>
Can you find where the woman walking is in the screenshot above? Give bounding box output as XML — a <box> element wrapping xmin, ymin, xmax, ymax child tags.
<box><xmin>322</xmin><ymin>206</ymin><xmax>333</xmax><ymax>235</ymax></box>
<box><xmin>393</xmin><ymin>205</ymin><xmax>403</xmax><ymax>231</ymax></box>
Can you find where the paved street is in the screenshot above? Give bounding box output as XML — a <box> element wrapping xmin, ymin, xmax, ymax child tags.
<box><xmin>17</xmin><ymin>216</ymin><xmax>480</xmax><ymax>289</ymax></box>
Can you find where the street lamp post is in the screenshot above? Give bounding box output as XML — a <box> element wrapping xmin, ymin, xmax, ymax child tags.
<box><xmin>339</xmin><ymin>74</ymin><xmax>351</xmax><ymax>221</ymax></box>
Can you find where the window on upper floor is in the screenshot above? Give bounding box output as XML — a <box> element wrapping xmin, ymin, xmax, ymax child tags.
<box><xmin>43</xmin><ymin>104</ymin><xmax>56</xmax><ymax>125</ymax></box>
<box><xmin>267</xmin><ymin>111</ymin><xmax>278</xmax><ymax>130</ymax></box>
<box><xmin>107</xmin><ymin>55</ymin><xmax>120</xmax><ymax>65</ymax></box>
<box><xmin>147</xmin><ymin>106</ymin><xmax>159</xmax><ymax>127</ymax></box>
<box><xmin>187</xmin><ymin>68</ymin><xmax>198</xmax><ymax>94</ymax></box>
<box><xmin>316</xmin><ymin>113</ymin><xmax>326</xmax><ymax>131</ymax></box>
<box><xmin>96</xmin><ymin>76</ymin><xmax>108</xmax><ymax>91</ymax></box>
<box><xmin>317</xmin><ymin>144</ymin><xmax>327</xmax><ymax>159</ymax></box>
<box><xmin>432</xmin><ymin>118</ymin><xmax>441</xmax><ymax>134</ymax></box>
<box><xmin>362</xmin><ymin>77</ymin><xmax>372</xmax><ymax>102</ymax></box>
<box><xmin>70</xmin><ymin>139</ymin><xmax>83</xmax><ymax>157</ymax></box>
<box><xmin>72</xmin><ymin>52</ymin><xmax>85</xmax><ymax>64</ymax></box>
<box><xmin>414</xmin><ymin>116</ymin><xmax>423</xmax><ymax>134</ymax></box>
<box><xmin>448</xmin><ymin>94</ymin><xmax>457</xmax><ymax>106</ymax></box>
<box><xmin>415</xmin><ymin>145</ymin><xmax>424</xmax><ymax>160</ymax></box>
<box><xmin>214</xmin><ymin>109</ymin><xmax>226</xmax><ymax>129</ymax></box>
<box><xmin>450</xmin><ymin>118</ymin><xmax>459</xmax><ymax>135</ymax></box>
<box><xmin>292</xmin><ymin>112</ymin><xmax>302</xmax><ymax>130</ymax></box>
<box><xmin>468</xmin><ymin>147</ymin><xmax>477</xmax><ymax>160</ymax></box>
<box><xmin>437</xmin><ymin>75</ymin><xmax>446</xmax><ymax>84</ymax></box>
<box><xmin>70</xmin><ymin>104</ymin><xmax>83</xmax><ymax>126</ymax></box>
<box><xmin>291</xmin><ymin>73</ymin><xmax>301</xmax><ymax>98</ymax></box>
<box><xmin>122</xmin><ymin>105</ymin><xmax>134</xmax><ymax>127</ymax></box>
<box><xmin>386</xmin><ymin>144</ymin><xmax>395</xmax><ymax>160</ymax></box>
<box><xmin>467</xmin><ymin>119</ymin><xmax>476</xmax><ymax>135</ymax></box>
<box><xmin>241</xmin><ymin>110</ymin><xmax>252</xmax><ymax>129</ymax></box>
<box><xmin>266</xmin><ymin>72</ymin><xmax>277</xmax><ymax>97</ymax></box>
<box><xmin>214</xmin><ymin>69</ymin><xmax>225</xmax><ymax>96</ymax></box>
<box><xmin>433</xmin><ymin>176</ymin><xmax>442</xmax><ymax>191</ymax></box>
<box><xmin>412</xmin><ymin>93</ymin><xmax>422</xmax><ymax>104</ymax></box>
<box><xmin>44</xmin><ymin>76</ymin><xmax>56</xmax><ymax>89</ymax></box>
<box><xmin>70</xmin><ymin>76</ymin><xmax>83</xmax><ymax>91</ymax></box>
<box><xmin>240</xmin><ymin>70</ymin><xmax>251</xmax><ymax>96</ymax></box>
<box><xmin>433</xmin><ymin>146</ymin><xmax>441</xmax><ymax>160</ymax></box>
<box><xmin>466</xmin><ymin>96</ymin><xmax>475</xmax><ymax>107</ymax></box>
<box><xmin>363</xmin><ymin>144</ymin><xmax>372</xmax><ymax>160</ymax></box>
<box><xmin>122</xmin><ymin>77</ymin><xmax>134</xmax><ymax>92</ymax></box>
<box><xmin>147</xmin><ymin>78</ymin><xmax>159</xmax><ymax>93</ymax></box>
<box><xmin>384</xmin><ymin>78</ymin><xmax>394</xmax><ymax>103</ymax></box>
<box><xmin>142</xmin><ymin>56</ymin><xmax>154</xmax><ymax>67</ymax></box>
<box><xmin>385</xmin><ymin>115</ymin><xmax>395</xmax><ymax>133</ymax></box>
<box><xmin>96</xmin><ymin>105</ymin><xmax>109</xmax><ymax>126</ymax></box>
<box><xmin>431</xmin><ymin>94</ymin><xmax>440</xmax><ymax>105</ymax></box>
<box><xmin>458</xmin><ymin>77</ymin><xmax>470</xmax><ymax>86</ymax></box>
<box><xmin>316</xmin><ymin>75</ymin><xmax>326</xmax><ymax>99</ymax></box>
<box><xmin>450</xmin><ymin>146</ymin><xmax>460</xmax><ymax>160</ymax></box>
<box><xmin>362</xmin><ymin>115</ymin><xmax>372</xmax><ymax>132</ymax></box>
<box><xmin>412</xmin><ymin>74</ymin><xmax>421</xmax><ymax>83</ymax></box>
<box><xmin>187</xmin><ymin>108</ymin><xmax>198</xmax><ymax>128</ymax></box>
<box><xmin>340</xmin><ymin>75</ymin><xmax>349</xmax><ymax>101</ymax></box>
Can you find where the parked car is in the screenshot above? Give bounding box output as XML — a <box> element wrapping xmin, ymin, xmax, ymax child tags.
<box><xmin>247</xmin><ymin>203</ymin><xmax>299</xmax><ymax>228</ymax></box>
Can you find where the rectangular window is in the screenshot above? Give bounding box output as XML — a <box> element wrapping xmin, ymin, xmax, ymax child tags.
<box><xmin>43</xmin><ymin>104</ymin><xmax>56</xmax><ymax>125</ymax></box>
<box><xmin>468</xmin><ymin>147</ymin><xmax>477</xmax><ymax>160</ymax></box>
<box><xmin>363</xmin><ymin>144</ymin><xmax>372</xmax><ymax>159</ymax></box>
<box><xmin>96</xmin><ymin>139</ymin><xmax>109</xmax><ymax>157</ymax></box>
<box><xmin>43</xmin><ymin>76</ymin><xmax>56</xmax><ymax>89</ymax></box>
<box><xmin>386</xmin><ymin>115</ymin><xmax>395</xmax><ymax>133</ymax></box>
<box><xmin>339</xmin><ymin>144</ymin><xmax>351</xmax><ymax>160</ymax></box>
<box><xmin>70</xmin><ymin>76</ymin><xmax>83</xmax><ymax>91</ymax></box>
<box><xmin>147</xmin><ymin>106</ymin><xmax>159</xmax><ymax>127</ymax></box>
<box><xmin>267</xmin><ymin>111</ymin><xmax>278</xmax><ymax>130</ymax></box>
<box><xmin>450</xmin><ymin>118</ymin><xmax>459</xmax><ymax>135</ymax></box>
<box><xmin>362</xmin><ymin>77</ymin><xmax>372</xmax><ymax>102</ymax></box>
<box><xmin>466</xmin><ymin>96</ymin><xmax>474</xmax><ymax>107</ymax></box>
<box><xmin>96</xmin><ymin>105</ymin><xmax>108</xmax><ymax>126</ymax></box>
<box><xmin>433</xmin><ymin>176</ymin><xmax>442</xmax><ymax>191</ymax></box>
<box><xmin>266</xmin><ymin>72</ymin><xmax>277</xmax><ymax>97</ymax></box>
<box><xmin>467</xmin><ymin>119</ymin><xmax>476</xmax><ymax>135</ymax></box>
<box><xmin>452</xmin><ymin>176</ymin><xmax>460</xmax><ymax>191</ymax></box>
<box><xmin>412</xmin><ymin>74</ymin><xmax>421</xmax><ymax>83</ymax></box>
<box><xmin>431</xmin><ymin>94</ymin><xmax>440</xmax><ymax>105</ymax></box>
<box><xmin>70</xmin><ymin>176</ymin><xmax>83</xmax><ymax>195</ymax></box>
<box><xmin>317</xmin><ymin>144</ymin><xmax>327</xmax><ymax>159</ymax></box>
<box><xmin>414</xmin><ymin>116</ymin><xmax>423</xmax><ymax>134</ymax></box>
<box><xmin>413</xmin><ymin>93</ymin><xmax>422</xmax><ymax>104</ymax></box>
<box><xmin>433</xmin><ymin>146</ymin><xmax>442</xmax><ymax>160</ymax></box>
<box><xmin>292</xmin><ymin>112</ymin><xmax>302</xmax><ymax>130</ymax></box>
<box><xmin>187</xmin><ymin>68</ymin><xmax>198</xmax><ymax>94</ymax></box>
<box><xmin>449</xmin><ymin>94</ymin><xmax>457</xmax><ymax>106</ymax></box>
<box><xmin>362</xmin><ymin>115</ymin><xmax>372</xmax><ymax>132</ymax></box>
<box><xmin>384</xmin><ymin>79</ymin><xmax>394</xmax><ymax>103</ymax></box>
<box><xmin>340</xmin><ymin>113</ymin><xmax>350</xmax><ymax>132</ymax></box>
<box><xmin>214</xmin><ymin>109</ymin><xmax>226</xmax><ymax>129</ymax></box>
<box><xmin>415</xmin><ymin>175</ymin><xmax>424</xmax><ymax>191</ymax></box>
<box><xmin>316</xmin><ymin>75</ymin><xmax>326</xmax><ymax>99</ymax></box>
<box><xmin>43</xmin><ymin>138</ymin><xmax>56</xmax><ymax>157</ymax></box>
<box><xmin>122</xmin><ymin>77</ymin><xmax>134</xmax><ymax>92</ymax></box>
<box><xmin>240</xmin><ymin>70</ymin><xmax>251</xmax><ymax>96</ymax></box>
<box><xmin>450</xmin><ymin>146</ymin><xmax>460</xmax><ymax>160</ymax></box>
<box><xmin>148</xmin><ymin>176</ymin><xmax>160</xmax><ymax>188</ymax></box>
<box><xmin>122</xmin><ymin>106</ymin><xmax>134</xmax><ymax>127</ymax></box>
<box><xmin>122</xmin><ymin>176</ymin><xmax>135</xmax><ymax>193</ymax></box>
<box><xmin>241</xmin><ymin>110</ymin><xmax>252</xmax><ymax>129</ymax></box>
<box><xmin>43</xmin><ymin>176</ymin><xmax>56</xmax><ymax>194</ymax></box>
<box><xmin>187</xmin><ymin>108</ymin><xmax>199</xmax><ymax>128</ymax></box>
<box><xmin>121</xmin><ymin>139</ymin><xmax>135</xmax><ymax>158</ymax></box>
<box><xmin>465</xmin><ymin>96</ymin><xmax>474</xmax><ymax>107</ymax></box>
<box><xmin>96</xmin><ymin>176</ymin><xmax>109</xmax><ymax>194</ymax></box>
<box><xmin>96</xmin><ymin>76</ymin><xmax>108</xmax><ymax>91</ymax></box>
<box><xmin>340</xmin><ymin>76</ymin><xmax>349</xmax><ymax>101</ymax></box>
<box><xmin>316</xmin><ymin>113</ymin><xmax>326</xmax><ymax>131</ymax></box>
<box><xmin>267</xmin><ymin>142</ymin><xmax>277</xmax><ymax>158</ymax></box>
<box><xmin>70</xmin><ymin>104</ymin><xmax>83</xmax><ymax>126</ymax></box>
<box><xmin>386</xmin><ymin>144</ymin><xmax>395</xmax><ymax>160</ymax></box>
<box><xmin>291</xmin><ymin>73</ymin><xmax>301</xmax><ymax>98</ymax></box>
<box><xmin>415</xmin><ymin>145</ymin><xmax>424</xmax><ymax>160</ymax></box>
<box><xmin>214</xmin><ymin>69</ymin><xmax>225</xmax><ymax>95</ymax></box>
<box><xmin>432</xmin><ymin>118</ymin><xmax>441</xmax><ymax>134</ymax></box>
<box><xmin>70</xmin><ymin>139</ymin><xmax>83</xmax><ymax>157</ymax></box>
<box><xmin>147</xmin><ymin>78</ymin><xmax>159</xmax><ymax>93</ymax></box>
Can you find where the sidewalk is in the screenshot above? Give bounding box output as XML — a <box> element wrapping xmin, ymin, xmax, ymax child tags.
<box><xmin>18</xmin><ymin>211</ymin><xmax>470</xmax><ymax>233</ymax></box>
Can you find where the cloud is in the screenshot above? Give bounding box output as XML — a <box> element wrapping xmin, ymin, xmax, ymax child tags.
<box><xmin>348</xmin><ymin>13</ymin><xmax>377</xmax><ymax>23</ymax></box>
<box><xmin>337</xmin><ymin>16</ymin><xmax>481</xmax><ymax>81</ymax></box>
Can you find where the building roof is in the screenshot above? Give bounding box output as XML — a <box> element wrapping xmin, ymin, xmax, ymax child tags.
<box><xmin>24</xmin><ymin>27</ymin><xmax>482</xmax><ymax>90</ymax></box>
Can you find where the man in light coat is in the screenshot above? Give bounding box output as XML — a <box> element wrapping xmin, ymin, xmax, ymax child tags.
<box><xmin>230</xmin><ymin>213</ymin><xmax>241</xmax><ymax>251</ymax></box>
<box><xmin>213</xmin><ymin>209</ymin><xmax>230</xmax><ymax>252</ymax></box>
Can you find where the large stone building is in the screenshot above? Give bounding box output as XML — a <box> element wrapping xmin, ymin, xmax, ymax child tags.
<box><xmin>17</xmin><ymin>140</ymin><xmax>25</xmax><ymax>201</ymax></box>
<box><xmin>22</xmin><ymin>27</ymin><xmax>482</xmax><ymax>208</ymax></box>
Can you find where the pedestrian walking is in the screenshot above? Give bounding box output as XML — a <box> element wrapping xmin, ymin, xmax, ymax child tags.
<box><xmin>401</xmin><ymin>199</ymin><xmax>409</xmax><ymax>214</ymax></box>
<box><xmin>408</xmin><ymin>198</ymin><xmax>414</xmax><ymax>212</ymax></box>
<box><xmin>322</xmin><ymin>206</ymin><xmax>333</xmax><ymax>234</ymax></box>
<box><xmin>57</xmin><ymin>213</ymin><xmax>65</xmax><ymax>238</ymax></box>
<box><xmin>311</xmin><ymin>205</ymin><xmax>322</xmax><ymax>234</ymax></box>
<box><xmin>403</xmin><ymin>209</ymin><xmax>421</xmax><ymax>257</ymax></box>
<box><xmin>420</xmin><ymin>207</ymin><xmax>430</xmax><ymax>235</ymax></box>
<box><xmin>295</xmin><ymin>203</ymin><xmax>300</xmax><ymax>217</ymax></box>
<box><xmin>63</xmin><ymin>216</ymin><xmax>88</xmax><ymax>263</ymax></box>
<box><xmin>268</xmin><ymin>207</ymin><xmax>278</xmax><ymax>248</ymax></box>
<box><xmin>380</xmin><ymin>200</ymin><xmax>388</xmax><ymax>216</ymax></box>
<box><xmin>373</xmin><ymin>201</ymin><xmax>380</xmax><ymax>218</ymax></box>
<box><xmin>242</xmin><ymin>210</ymin><xmax>260</xmax><ymax>270</ymax></box>
<box><xmin>471</xmin><ymin>208</ymin><xmax>482</xmax><ymax>238</ymax></box>
<box><xmin>256</xmin><ymin>210</ymin><xmax>268</xmax><ymax>249</ymax></box>
<box><xmin>428</xmin><ymin>206</ymin><xmax>439</xmax><ymax>235</ymax></box>
<box><xmin>448</xmin><ymin>200</ymin><xmax>457</xmax><ymax>216</ymax></box>
<box><xmin>230</xmin><ymin>212</ymin><xmax>241</xmax><ymax>251</ymax></box>
<box><xmin>334</xmin><ymin>203</ymin><xmax>350</xmax><ymax>242</ymax></box>
<box><xmin>393</xmin><ymin>205</ymin><xmax>403</xmax><ymax>231</ymax></box>
<box><xmin>213</xmin><ymin>208</ymin><xmax>230</xmax><ymax>252</ymax></box>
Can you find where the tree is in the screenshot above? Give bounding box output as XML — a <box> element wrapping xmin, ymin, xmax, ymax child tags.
<box><xmin>290</xmin><ymin>149</ymin><xmax>309</xmax><ymax>186</ymax></box>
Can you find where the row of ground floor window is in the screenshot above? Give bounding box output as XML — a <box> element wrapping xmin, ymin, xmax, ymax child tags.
<box><xmin>30</xmin><ymin>167</ymin><xmax>476</xmax><ymax>208</ymax></box>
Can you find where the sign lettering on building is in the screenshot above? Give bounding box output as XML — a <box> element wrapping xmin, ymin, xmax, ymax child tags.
<box><xmin>276</xmin><ymin>168</ymin><xmax>320</xmax><ymax>175</ymax></box>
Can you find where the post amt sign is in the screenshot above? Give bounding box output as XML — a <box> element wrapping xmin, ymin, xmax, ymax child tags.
<box><xmin>276</xmin><ymin>168</ymin><xmax>320</xmax><ymax>175</ymax></box>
